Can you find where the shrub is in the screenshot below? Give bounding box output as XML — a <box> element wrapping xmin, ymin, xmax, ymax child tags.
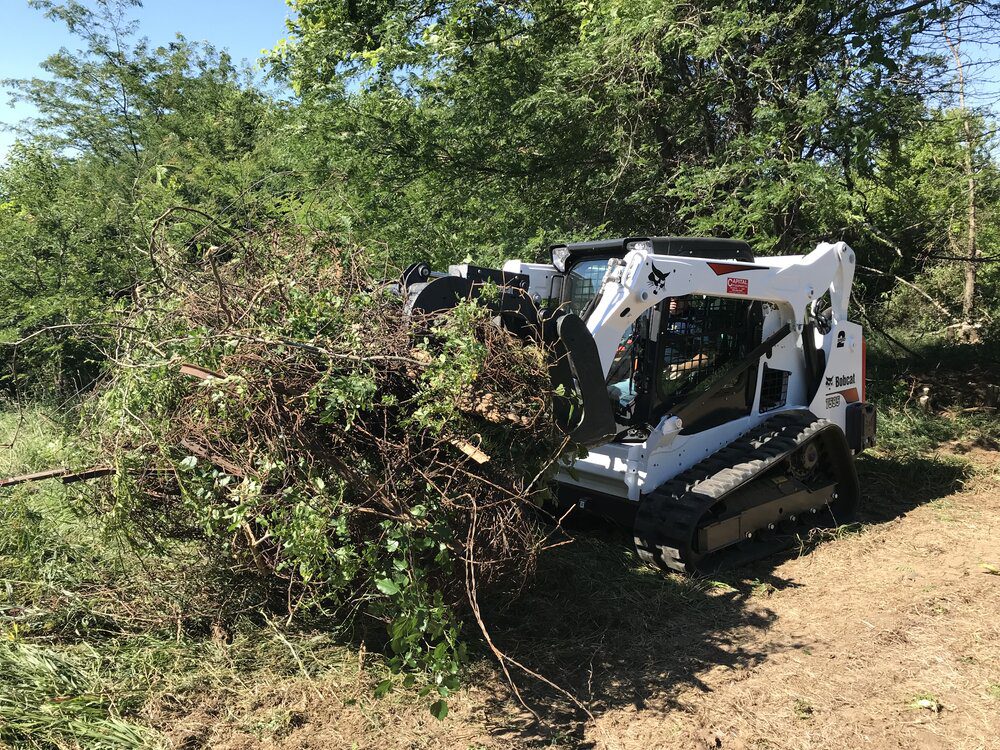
<box><xmin>90</xmin><ymin>226</ymin><xmax>573</xmax><ymax>712</ymax></box>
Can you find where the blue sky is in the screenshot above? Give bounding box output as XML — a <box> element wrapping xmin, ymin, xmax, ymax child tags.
<box><xmin>0</xmin><ymin>0</ymin><xmax>292</xmax><ymax>156</ymax></box>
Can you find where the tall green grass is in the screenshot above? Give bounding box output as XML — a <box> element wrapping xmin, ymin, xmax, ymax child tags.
<box><xmin>0</xmin><ymin>642</ymin><xmax>157</xmax><ymax>749</ymax></box>
<box><xmin>865</xmin><ymin>333</ymin><xmax>1000</xmax><ymax>455</ymax></box>
<box><xmin>874</xmin><ymin>405</ymin><xmax>999</xmax><ymax>455</ymax></box>
<box><xmin>0</xmin><ymin>405</ymin><xmax>366</xmax><ymax>748</ymax></box>
<box><xmin>0</xmin><ymin>407</ymin><xmax>158</xmax><ymax>748</ymax></box>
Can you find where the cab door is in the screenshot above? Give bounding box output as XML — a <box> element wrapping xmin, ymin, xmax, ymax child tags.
<box><xmin>649</xmin><ymin>296</ymin><xmax>763</xmax><ymax>433</ymax></box>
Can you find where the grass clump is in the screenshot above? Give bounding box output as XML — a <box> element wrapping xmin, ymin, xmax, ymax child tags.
<box><xmin>909</xmin><ymin>694</ymin><xmax>943</xmax><ymax>713</ymax></box>
<box><xmin>793</xmin><ymin>697</ymin><xmax>814</xmax><ymax>719</ymax></box>
<box><xmin>0</xmin><ymin>641</ymin><xmax>156</xmax><ymax>750</ymax></box>
<box><xmin>873</xmin><ymin>405</ymin><xmax>999</xmax><ymax>456</ymax></box>
<box><xmin>0</xmin><ymin>410</ymin><xmax>173</xmax><ymax>747</ymax></box>
<box><xmin>865</xmin><ymin>335</ymin><xmax>1000</xmax><ymax>457</ymax></box>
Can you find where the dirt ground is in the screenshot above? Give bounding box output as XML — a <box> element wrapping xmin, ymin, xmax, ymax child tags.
<box><xmin>584</xmin><ymin>449</ymin><xmax>1000</xmax><ymax>750</ymax></box>
<box><xmin>165</xmin><ymin>446</ymin><xmax>1000</xmax><ymax>750</ymax></box>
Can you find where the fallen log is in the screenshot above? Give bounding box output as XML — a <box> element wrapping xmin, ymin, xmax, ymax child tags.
<box><xmin>0</xmin><ymin>466</ymin><xmax>116</xmax><ymax>488</ymax></box>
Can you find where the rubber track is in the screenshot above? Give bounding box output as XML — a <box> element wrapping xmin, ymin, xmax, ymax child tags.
<box><xmin>633</xmin><ymin>409</ymin><xmax>842</xmax><ymax>573</ymax></box>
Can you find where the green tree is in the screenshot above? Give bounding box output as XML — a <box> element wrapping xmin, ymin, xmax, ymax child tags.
<box><xmin>273</xmin><ymin>0</ymin><xmax>985</xmax><ymax>262</ymax></box>
<box><xmin>0</xmin><ymin>0</ymin><xmax>282</xmax><ymax>394</ymax></box>
<box><xmin>858</xmin><ymin>109</ymin><xmax>1000</xmax><ymax>338</ymax></box>
<box><xmin>0</xmin><ymin>144</ymin><xmax>134</xmax><ymax>392</ymax></box>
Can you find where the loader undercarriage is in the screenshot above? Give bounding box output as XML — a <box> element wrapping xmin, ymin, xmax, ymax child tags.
<box><xmin>633</xmin><ymin>410</ymin><xmax>860</xmax><ymax>573</ymax></box>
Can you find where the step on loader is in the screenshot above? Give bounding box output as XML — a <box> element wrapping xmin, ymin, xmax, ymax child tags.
<box><xmin>402</xmin><ymin>237</ymin><xmax>877</xmax><ymax>573</ymax></box>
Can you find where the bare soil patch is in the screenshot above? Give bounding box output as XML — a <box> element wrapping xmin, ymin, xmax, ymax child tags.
<box><xmin>584</xmin><ymin>450</ymin><xmax>1000</xmax><ymax>750</ymax></box>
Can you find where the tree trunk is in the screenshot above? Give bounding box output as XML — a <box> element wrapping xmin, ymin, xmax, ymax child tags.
<box><xmin>961</xmin><ymin>120</ymin><xmax>977</xmax><ymax>328</ymax></box>
<box><xmin>942</xmin><ymin>12</ymin><xmax>980</xmax><ymax>343</ymax></box>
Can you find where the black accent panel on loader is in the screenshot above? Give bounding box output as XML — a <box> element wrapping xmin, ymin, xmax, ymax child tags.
<box><xmin>552</xmin><ymin>313</ymin><xmax>617</xmax><ymax>447</ymax></box>
<box><xmin>845</xmin><ymin>401</ymin><xmax>877</xmax><ymax>452</ymax></box>
<box><xmin>801</xmin><ymin>321</ymin><xmax>827</xmax><ymax>403</ymax></box>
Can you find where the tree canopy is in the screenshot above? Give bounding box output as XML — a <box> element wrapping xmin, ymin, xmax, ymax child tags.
<box><xmin>1</xmin><ymin>0</ymin><xmax>999</xmax><ymax>392</ymax></box>
<box><xmin>271</xmin><ymin>0</ymin><xmax>994</xmax><ymax>259</ymax></box>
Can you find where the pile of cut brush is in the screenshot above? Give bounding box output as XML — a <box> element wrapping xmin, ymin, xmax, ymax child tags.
<box><xmin>91</xmin><ymin>223</ymin><xmax>576</xmax><ymax>709</ymax></box>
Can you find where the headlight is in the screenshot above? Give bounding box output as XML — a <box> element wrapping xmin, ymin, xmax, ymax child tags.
<box><xmin>626</xmin><ymin>239</ymin><xmax>653</xmax><ymax>254</ymax></box>
<box><xmin>550</xmin><ymin>245</ymin><xmax>571</xmax><ymax>272</ymax></box>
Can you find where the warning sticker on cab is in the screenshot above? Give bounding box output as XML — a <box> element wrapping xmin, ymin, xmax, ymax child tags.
<box><xmin>727</xmin><ymin>277</ymin><xmax>749</xmax><ymax>295</ymax></box>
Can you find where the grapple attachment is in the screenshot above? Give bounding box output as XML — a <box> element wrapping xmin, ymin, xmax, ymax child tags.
<box><xmin>405</xmin><ymin>264</ymin><xmax>616</xmax><ymax>448</ymax></box>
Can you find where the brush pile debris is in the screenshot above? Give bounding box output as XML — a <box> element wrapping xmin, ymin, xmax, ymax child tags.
<box><xmin>94</xmin><ymin>226</ymin><xmax>575</xmax><ymax>692</ymax></box>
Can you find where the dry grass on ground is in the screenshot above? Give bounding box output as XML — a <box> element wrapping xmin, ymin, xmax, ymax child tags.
<box><xmin>152</xmin><ymin>445</ymin><xmax>1000</xmax><ymax>750</ymax></box>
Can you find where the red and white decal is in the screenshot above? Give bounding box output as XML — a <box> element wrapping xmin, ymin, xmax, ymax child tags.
<box><xmin>727</xmin><ymin>277</ymin><xmax>749</xmax><ymax>295</ymax></box>
<box><xmin>832</xmin><ymin>387</ymin><xmax>860</xmax><ymax>403</ymax></box>
<box><xmin>825</xmin><ymin>374</ymin><xmax>859</xmax><ymax>402</ymax></box>
<box><xmin>707</xmin><ymin>262</ymin><xmax>769</xmax><ymax>275</ymax></box>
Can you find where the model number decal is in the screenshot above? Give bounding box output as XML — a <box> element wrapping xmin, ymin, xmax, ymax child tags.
<box><xmin>727</xmin><ymin>277</ymin><xmax>749</xmax><ymax>295</ymax></box>
<box><xmin>826</xmin><ymin>394</ymin><xmax>841</xmax><ymax>409</ymax></box>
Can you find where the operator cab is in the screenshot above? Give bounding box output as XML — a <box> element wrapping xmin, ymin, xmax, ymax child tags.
<box><xmin>550</xmin><ymin>237</ymin><xmax>763</xmax><ymax>439</ymax></box>
<box><xmin>552</xmin><ymin>236</ymin><xmax>754</xmax><ymax>317</ymax></box>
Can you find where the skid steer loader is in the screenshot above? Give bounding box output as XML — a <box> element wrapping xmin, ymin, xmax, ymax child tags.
<box><xmin>402</xmin><ymin>237</ymin><xmax>876</xmax><ymax>573</ymax></box>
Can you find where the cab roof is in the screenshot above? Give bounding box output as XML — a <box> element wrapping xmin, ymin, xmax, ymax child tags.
<box><xmin>553</xmin><ymin>236</ymin><xmax>754</xmax><ymax>269</ymax></box>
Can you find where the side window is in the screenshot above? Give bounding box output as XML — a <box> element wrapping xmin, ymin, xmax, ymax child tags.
<box><xmin>564</xmin><ymin>258</ymin><xmax>610</xmax><ymax>315</ymax></box>
<box><xmin>657</xmin><ymin>296</ymin><xmax>760</xmax><ymax>404</ymax></box>
<box><xmin>606</xmin><ymin>310</ymin><xmax>652</xmax><ymax>416</ymax></box>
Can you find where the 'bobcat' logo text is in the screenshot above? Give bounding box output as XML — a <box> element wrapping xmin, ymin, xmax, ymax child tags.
<box><xmin>826</xmin><ymin>373</ymin><xmax>855</xmax><ymax>389</ymax></box>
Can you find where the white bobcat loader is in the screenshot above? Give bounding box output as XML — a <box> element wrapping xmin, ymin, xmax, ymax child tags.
<box><xmin>402</xmin><ymin>237</ymin><xmax>877</xmax><ymax>572</ymax></box>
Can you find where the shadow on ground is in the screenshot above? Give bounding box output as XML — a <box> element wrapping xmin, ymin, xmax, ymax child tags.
<box><xmin>855</xmin><ymin>450</ymin><xmax>971</xmax><ymax>523</ymax></box>
<box><xmin>478</xmin><ymin>449</ymin><xmax>971</xmax><ymax>746</ymax></box>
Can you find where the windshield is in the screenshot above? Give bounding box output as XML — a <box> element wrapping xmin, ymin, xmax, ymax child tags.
<box><xmin>564</xmin><ymin>257</ymin><xmax>611</xmax><ymax>316</ymax></box>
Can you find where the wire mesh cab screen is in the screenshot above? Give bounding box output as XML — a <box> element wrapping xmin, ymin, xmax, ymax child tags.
<box><xmin>759</xmin><ymin>363</ymin><xmax>790</xmax><ymax>412</ymax></box>
<box><xmin>603</xmin><ymin>294</ymin><xmax>762</xmax><ymax>431</ymax></box>
<box><xmin>656</xmin><ymin>295</ymin><xmax>761</xmax><ymax>412</ymax></box>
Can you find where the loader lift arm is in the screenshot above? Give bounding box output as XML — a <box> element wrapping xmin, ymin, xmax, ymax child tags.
<box><xmin>582</xmin><ymin>240</ymin><xmax>857</xmax><ymax>377</ymax></box>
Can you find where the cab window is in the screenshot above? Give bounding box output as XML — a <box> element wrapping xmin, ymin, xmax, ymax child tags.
<box><xmin>657</xmin><ymin>296</ymin><xmax>760</xmax><ymax>407</ymax></box>
<box><xmin>564</xmin><ymin>258</ymin><xmax>610</xmax><ymax>316</ymax></box>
